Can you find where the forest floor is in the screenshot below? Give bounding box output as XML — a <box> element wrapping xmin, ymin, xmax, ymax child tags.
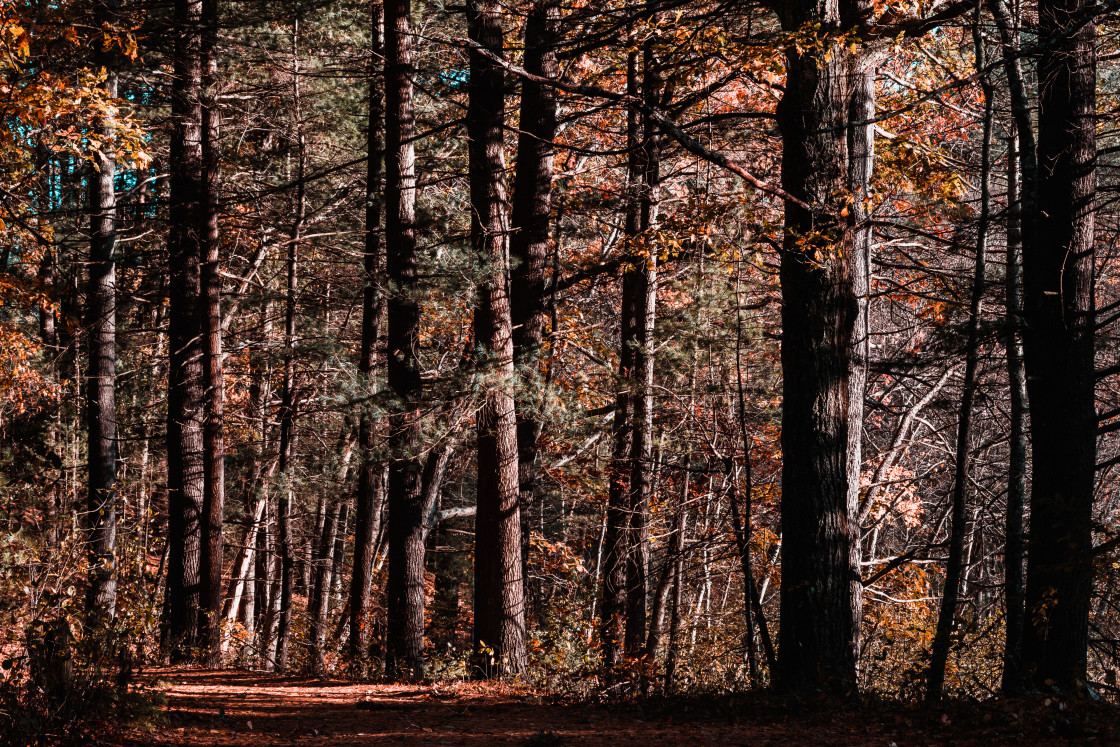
<box><xmin>109</xmin><ymin>667</ymin><xmax>1120</xmax><ymax>746</ymax></box>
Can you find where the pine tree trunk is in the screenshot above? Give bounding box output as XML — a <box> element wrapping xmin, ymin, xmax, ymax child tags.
<box><xmin>85</xmin><ymin>0</ymin><xmax>120</xmax><ymax>622</ymax></box>
<box><xmin>599</xmin><ymin>49</ymin><xmax>641</xmax><ymax>675</ymax></box>
<box><xmin>510</xmin><ymin>0</ymin><xmax>560</xmax><ymax>584</ymax></box>
<box><xmin>275</xmin><ymin>81</ymin><xmax>305</xmax><ymax>669</ymax></box>
<box><xmin>198</xmin><ymin>0</ymin><xmax>225</xmax><ymax>666</ymax></box>
<box><xmin>384</xmin><ymin>0</ymin><xmax>427</xmax><ymax>681</ymax></box>
<box><xmin>624</xmin><ymin>40</ymin><xmax>661</xmax><ymax>658</ymax></box>
<box><xmin>165</xmin><ymin>0</ymin><xmax>207</xmax><ymax>661</ymax></box>
<box><xmin>350</xmin><ymin>0</ymin><xmax>386</xmax><ymax>666</ymax></box>
<box><xmin>1002</xmin><ymin>127</ymin><xmax>1028</xmax><ymax>694</ymax></box>
<box><xmin>1021</xmin><ymin>0</ymin><xmax>1097</xmax><ymax>693</ymax></box>
<box><xmin>468</xmin><ymin>0</ymin><xmax>527</xmax><ymax>677</ymax></box>
<box><xmin>845</xmin><ymin>49</ymin><xmax>876</xmax><ymax>676</ymax></box>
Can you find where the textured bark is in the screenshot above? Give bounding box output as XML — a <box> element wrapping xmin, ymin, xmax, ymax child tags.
<box><xmin>927</xmin><ymin>38</ymin><xmax>993</xmax><ymax>699</ymax></box>
<box><xmin>733</xmin><ymin>270</ymin><xmax>777</xmax><ymax>681</ymax></box>
<box><xmin>198</xmin><ymin>0</ymin><xmax>225</xmax><ymax>666</ymax></box>
<box><xmin>599</xmin><ymin>50</ymin><xmax>641</xmax><ymax>674</ymax></box>
<box><xmin>350</xmin><ymin>1</ymin><xmax>386</xmax><ymax>665</ymax></box>
<box><xmin>509</xmin><ymin>0</ymin><xmax>559</xmax><ymax>578</ymax></box>
<box><xmin>275</xmin><ymin>43</ymin><xmax>306</xmax><ymax>667</ymax></box>
<box><xmin>773</xmin><ymin>1</ymin><xmax>860</xmax><ymax>694</ymax></box>
<box><xmin>261</xmin><ymin>502</ymin><xmax>282</xmax><ymax>671</ymax></box>
<box><xmin>1002</xmin><ymin>127</ymin><xmax>1028</xmax><ymax>694</ymax></box>
<box><xmin>85</xmin><ymin>0</ymin><xmax>120</xmax><ymax>622</ymax></box>
<box><xmin>1021</xmin><ymin>0</ymin><xmax>1097</xmax><ymax>693</ymax></box>
<box><xmin>165</xmin><ymin>0</ymin><xmax>207</xmax><ymax>660</ymax></box>
<box><xmin>988</xmin><ymin>0</ymin><xmax>1037</xmax><ymax>694</ymax></box>
<box><xmin>384</xmin><ymin>0</ymin><xmax>426</xmax><ymax>680</ymax></box>
<box><xmin>469</xmin><ymin>0</ymin><xmax>527</xmax><ymax>677</ymax></box>
<box><xmin>625</xmin><ymin>43</ymin><xmax>660</xmax><ymax>658</ymax></box>
<box><xmin>845</xmin><ymin>49</ymin><xmax>876</xmax><ymax>674</ymax></box>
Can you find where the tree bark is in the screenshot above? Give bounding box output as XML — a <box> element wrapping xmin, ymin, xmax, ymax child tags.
<box><xmin>85</xmin><ymin>0</ymin><xmax>120</xmax><ymax>622</ymax></box>
<box><xmin>625</xmin><ymin>41</ymin><xmax>660</xmax><ymax>658</ymax></box>
<box><xmin>1002</xmin><ymin>125</ymin><xmax>1028</xmax><ymax>694</ymax></box>
<box><xmin>469</xmin><ymin>0</ymin><xmax>527</xmax><ymax>677</ymax></box>
<box><xmin>845</xmin><ymin>43</ymin><xmax>876</xmax><ymax>677</ymax></box>
<box><xmin>510</xmin><ymin>0</ymin><xmax>560</xmax><ymax>582</ymax></box>
<box><xmin>274</xmin><ymin>23</ymin><xmax>307</xmax><ymax>667</ymax></box>
<box><xmin>198</xmin><ymin>0</ymin><xmax>225</xmax><ymax>667</ymax></box>
<box><xmin>773</xmin><ymin>0</ymin><xmax>861</xmax><ymax>694</ymax></box>
<box><xmin>599</xmin><ymin>48</ymin><xmax>641</xmax><ymax>675</ymax></box>
<box><xmin>165</xmin><ymin>0</ymin><xmax>207</xmax><ymax>661</ymax></box>
<box><xmin>384</xmin><ymin>0</ymin><xmax>427</xmax><ymax>681</ymax></box>
<box><xmin>350</xmin><ymin>0</ymin><xmax>387</xmax><ymax>666</ymax></box>
<box><xmin>1021</xmin><ymin>0</ymin><xmax>1097</xmax><ymax>693</ymax></box>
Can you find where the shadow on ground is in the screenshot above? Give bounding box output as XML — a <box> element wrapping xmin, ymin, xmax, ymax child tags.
<box><xmin>110</xmin><ymin>667</ymin><xmax>1118</xmax><ymax>746</ymax></box>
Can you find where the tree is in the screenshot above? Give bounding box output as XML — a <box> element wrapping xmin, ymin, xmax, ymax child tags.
<box><xmin>510</xmin><ymin>0</ymin><xmax>560</xmax><ymax>577</ymax></box>
<box><xmin>384</xmin><ymin>0</ymin><xmax>427</xmax><ymax>680</ymax></box>
<box><xmin>165</xmin><ymin>0</ymin><xmax>208</xmax><ymax>660</ymax></box>
<box><xmin>772</xmin><ymin>0</ymin><xmax>864</xmax><ymax>694</ymax></box>
<box><xmin>198</xmin><ymin>0</ymin><xmax>225</xmax><ymax>666</ymax></box>
<box><xmin>85</xmin><ymin>0</ymin><xmax>121</xmax><ymax>621</ymax></box>
<box><xmin>1021</xmin><ymin>0</ymin><xmax>1098</xmax><ymax>693</ymax></box>
<box><xmin>469</xmin><ymin>0</ymin><xmax>527</xmax><ymax>676</ymax></box>
<box><xmin>600</xmin><ymin>46</ymin><xmax>642</xmax><ymax>674</ymax></box>
<box><xmin>349</xmin><ymin>0</ymin><xmax>386</xmax><ymax>666</ymax></box>
<box><xmin>625</xmin><ymin>38</ymin><xmax>661</xmax><ymax>657</ymax></box>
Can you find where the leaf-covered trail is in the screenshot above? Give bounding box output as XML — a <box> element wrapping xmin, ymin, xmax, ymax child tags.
<box><xmin>112</xmin><ymin>668</ymin><xmax>1112</xmax><ymax>745</ymax></box>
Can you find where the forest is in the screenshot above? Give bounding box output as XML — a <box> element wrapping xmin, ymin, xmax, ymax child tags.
<box><xmin>1</xmin><ymin>0</ymin><xmax>1120</xmax><ymax>742</ymax></box>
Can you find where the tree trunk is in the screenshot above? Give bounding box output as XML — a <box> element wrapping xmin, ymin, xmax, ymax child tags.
<box><xmin>165</xmin><ymin>0</ymin><xmax>207</xmax><ymax>661</ymax></box>
<box><xmin>262</xmin><ymin>501</ymin><xmax>283</xmax><ymax>671</ymax></box>
<box><xmin>625</xmin><ymin>42</ymin><xmax>660</xmax><ymax>658</ymax></box>
<box><xmin>469</xmin><ymin>0</ymin><xmax>527</xmax><ymax>677</ymax></box>
<box><xmin>350</xmin><ymin>0</ymin><xmax>386</xmax><ymax>666</ymax></box>
<box><xmin>510</xmin><ymin>0</ymin><xmax>560</xmax><ymax>584</ymax></box>
<box><xmin>988</xmin><ymin>0</ymin><xmax>1038</xmax><ymax>694</ymax></box>
<box><xmin>773</xmin><ymin>0</ymin><xmax>861</xmax><ymax>694</ymax></box>
<box><xmin>733</xmin><ymin>260</ymin><xmax>777</xmax><ymax>681</ymax></box>
<box><xmin>384</xmin><ymin>0</ymin><xmax>427</xmax><ymax>681</ymax></box>
<box><xmin>1021</xmin><ymin>0</ymin><xmax>1097</xmax><ymax>693</ymax></box>
<box><xmin>599</xmin><ymin>49</ymin><xmax>641</xmax><ymax>675</ymax></box>
<box><xmin>845</xmin><ymin>47</ymin><xmax>876</xmax><ymax>677</ymax></box>
<box><xmin>224</xmin><ymin>487</ymin><xmax>267</xmax><ymax>632</ymax></box>
<box><xmin>1002</xmin><ymin>125</ymin><xmax>1028</xmax><ymax>694</ymax></box>
<box><xmin>85</xmin><ymin>0</ymin><xmax>120</xmax><ymax>622</ymax></box>
<box><xmin>275</xmin><ymin>27</ymin><xmax>306</xmax><ymax>665</ymax></box>
<box><xmin>927</xmin><ymin>34</ymin><xmax>993</xmax><ymax>699</ymax></box>
<box><xmin>198</xmin><ymin>0</ymin><xmax>225</xmax><ymax>666</ymax></box>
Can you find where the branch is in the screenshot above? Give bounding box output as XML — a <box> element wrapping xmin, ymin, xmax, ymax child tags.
<box><xmin>460</xmin><ymin>40</ymin><xmax>807</xmax><ymax>209</ymax></box>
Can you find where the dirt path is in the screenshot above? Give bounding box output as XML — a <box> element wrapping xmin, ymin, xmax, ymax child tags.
<box><xmin>111</xmin><ymin>668</ymin><xmax>1115</xmax><ymax>746</ymax></box>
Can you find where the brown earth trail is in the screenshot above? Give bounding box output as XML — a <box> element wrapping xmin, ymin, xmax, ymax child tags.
<box><xmin>112</xmin><ymin>668</ymin><xmax>1116</xmax><ymax>746</ymax></box>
